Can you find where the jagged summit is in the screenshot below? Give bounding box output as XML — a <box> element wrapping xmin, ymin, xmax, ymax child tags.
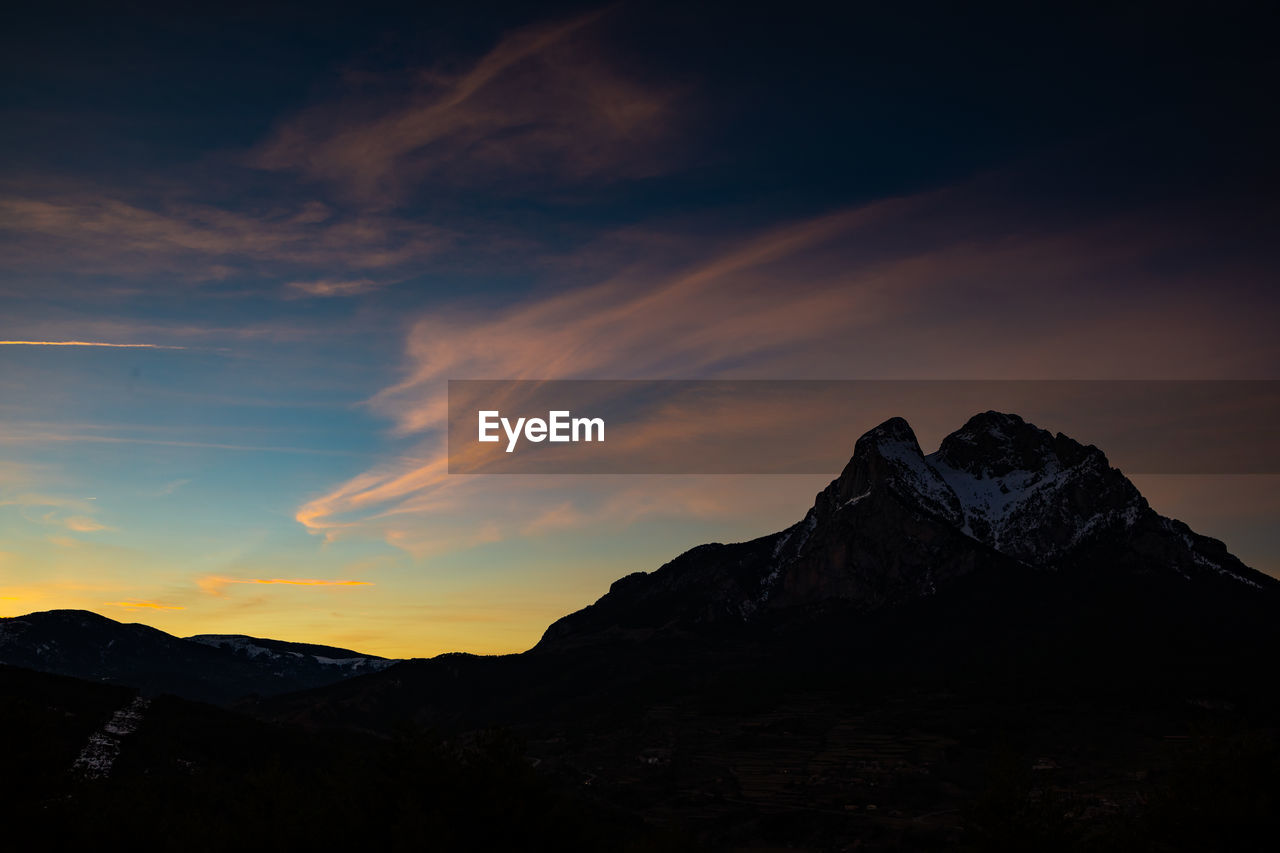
<box><xmin>925</xmin><ymin>413</ymin><xmax>1147</xmax><ymax>560</ymax></box>
<box><xmin>933</xmin><ymin>411</ymin><xmax>1100</xmax><ymax>478</ymax></box>
<box><xmin>539</xmin><ymin>411</ymin><xmax>1275</xmax><ymax>646</ymax></box>
<box><xmin>832</xmin><ymin>416</ymin><xmax>917</xmax><ymax>502</ymax></box>
<box><xmin>829</xmin><ymin>415</ymin><xmax>964</xmax><ymax>527</ymax></box>
<box><xmin>822</xmin><ymin>411</ymin><xmax>1146</xmax><ymax>561</ymax></box>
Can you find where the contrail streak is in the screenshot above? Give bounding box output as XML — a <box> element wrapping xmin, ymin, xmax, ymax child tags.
<box><xmin>0</xmin><ymin>340</ymin><xmax>185</xmax><ymax>349</ymax></box>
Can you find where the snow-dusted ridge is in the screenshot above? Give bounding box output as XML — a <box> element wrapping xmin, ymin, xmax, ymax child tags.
<box><xmin>535</xmin><ymin>410</ymin><xmax>1276</xmax><ymax>645</ymax></box>
<box><xmin>805</xmin><ymin>410</ymin><xmax>1267</xmax><ymax>597</ymax></box>
<box><xmin>188</xmin><ymin>634</ymin><xmax>304</xmax><ymax>659</ymax></box>
<box><xmin>185</xmin><ymin>634</ymin><xmax>398</xmax><ymax>672</ymax></box>
<box><xmin>851</xmin><ymin>412</ymin><xmax>1148</xmax><ymax>563</ymax></box>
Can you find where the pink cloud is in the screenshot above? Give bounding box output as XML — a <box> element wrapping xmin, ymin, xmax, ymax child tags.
<box><xmin>0</xmin><ymin>192</ymin><xmax>450</xmax><ymax>280</ymax></box>
<box><xmin>285</xmin><ymin>278</ymin><xmax>384</xmax><ymax>298</ymax></box>
<box><xmin>252</xmin><ymin>10</ymin><xmax>678</xmax><ymax>202</ymax></box>
<box><xmin>293</xmin><ymin>179</ymin><xmax>1278</xmax><ymax>555</ymax></box>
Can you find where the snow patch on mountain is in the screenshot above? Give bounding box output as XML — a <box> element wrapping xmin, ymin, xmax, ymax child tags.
<box><xmin>1163</xmin><ymin>521</ymin><xmax>1265</xmax><ymax>590</ymax></box>
<box><xmin>743</xmin><ymin>510</ymin><xmax>819</xmax><ymax>618</ymax></box>
<box><xmin>875</xmin><ymin>435</ymin><xmax>964</xmax><ymax>526</ymax></box>
<box><xmin>189</xmin><ymin>635</ymin><xmax>303</xmax><ymax>659</ymax></box>
<box><xmin>926</xmin><ymin>457</ymin><xmax>1062</xmax><ymax>540</ymax></box>
<box><xmin>841</xmin><ymin>489</ymin><xmax>871</xmax><ymax>509</ymax></box>
<box><xmin>186</xmin><ymin>635</ymin><xmax>397</xmax><ymax>671</ymax></box>
<box><xmin>71</xmin><ymin>696</ymin><xmax>149</xmax><ymax>780</ymax></box>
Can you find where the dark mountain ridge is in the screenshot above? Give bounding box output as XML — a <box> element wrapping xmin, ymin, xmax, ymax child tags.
<box><xmin>0</xmin><ymin>609</ymin><xmax>396</xmax><ymax>703</ymax></box>
<box><xmin>7</xmin><ymin>411</ymin><xmax>1274</xmax><ymax>708</ymax></box>
<box><xmin>253</xmin><ymin>411</ymin><xmax>1278</xmax><ymax>741</ymax></box>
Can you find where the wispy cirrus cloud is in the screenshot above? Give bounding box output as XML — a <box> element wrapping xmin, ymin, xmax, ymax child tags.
<box><xmin>295</xmin><ymin>195</ymin><xmax>953</xmax><ymax>549</ymax></box>
<box><xmin>0</xmin><ymin>491</ymin><xmax>115</xmax><ymax>532</ymax></box>
<box><xmin>0</xmin><ymin>493</ymin><xmax>96</xmax><ymax>513</ymax></box>
<box><xmin>0</xmin><ymin>430</ymin><xmax>373</xmax><ymax>457</ymax></box>
<box><xmin>0</xmin><ymin>11</ymin><xmax>679</xmax><ymax>298</ymax></box>
<box><xmin>285</xmin><ymin>278</ymin><xmax>385</xmax><ymax>298</ymax></box>
<box><xmin>59</xmin><ymin>515</ymin><xmax>114</xmax><ymax>533</ymax></box>
<box><xmin>0</xmin><ymin>460</ymin><xmax>47</xmax><ymax>487</ymax></box>
<box><xmin>252</xmin><ymin>9</ymin><xmax>677</xmax><ymax>202</ymax></box>
<box><xmin>0</xmin><ymin>494</ymin><xmax>116</xmax><ymax>534</ymax></box>
<box><xmin>197</xmin><ymin>576</ymin><xmax>375</xmax><ymax>597</ymax></box>
<box><xmin>0</xmin><ymin>193</ymin><xmax>451</xmax><ymax>282</ymax></box>
<box><xmin>150</xmin><ymin>479</ymin><xmax>191</xmax><ymax>497</ymax></box>
<box><xmin>294</xmin><ymin>175</ymin><xmax>1280</xmax><ymax>557</ymax></box>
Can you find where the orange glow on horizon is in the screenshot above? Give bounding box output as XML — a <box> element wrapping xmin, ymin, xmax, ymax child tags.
<box><xmin>226</xmin><ymin>577</ymin><xmax>372</xmax><ymax>586</ymax></box>
<box><xmin>197</xmin><ymin>576</ymin><xmax>375</xmax><ymax>596</ymax></box>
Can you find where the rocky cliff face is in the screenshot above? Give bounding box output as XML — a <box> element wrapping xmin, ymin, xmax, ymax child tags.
<box><xmin>540</xmin><ymin>411</ymin><xmax>1274</xmax><ymax>645</ymax></box>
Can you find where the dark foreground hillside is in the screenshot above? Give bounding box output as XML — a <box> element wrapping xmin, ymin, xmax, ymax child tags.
<box><xmin>250</xmin><ymin>562</ymin><xmax>1280</xmax><ymax>851</ymax></box>
<box><xmin>0</xmin><ymin>664</ymin><xmax>690</xmax><ymax>852</ymax></box>
<box><xmin>5</xmin><ymin>576</ymin><xmax>1280</xmax><ymax>850</ymax></box>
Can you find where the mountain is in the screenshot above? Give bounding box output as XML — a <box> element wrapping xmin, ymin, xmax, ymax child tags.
<box><xmin>0</xmin><ymin>609</ymin><xmax>398</xmax><ymax>703</ymax></box>
<box><xmin>261</xmin><ymin>410</ymin><xmax>1280</xmax><ymax>739</ymax></box>
<box><xmin>8</xmin><ymin>412</ymin><xmax>1280</xmax><ymax>850</ymax></box>
<box><xmin>539</xmin><ymin>411</ymin><xmax>1275</xmax><ymax>645</ymax></box>
<box><xmin>185</xmin><ymin>632</ymin><xmax>393</xmax><ymax>671</ymax></box>
<box><xmin>245</xmin><ymin>413</ymin><xmax>1280</xmax><ymax>850</ymax></box>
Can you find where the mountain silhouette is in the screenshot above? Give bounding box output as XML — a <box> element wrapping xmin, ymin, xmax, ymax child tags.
<box><xmin>0</xmin><ymin>609</ymin><xmax>395</xmax><ymax>703</ymax></box>
<box><xmin>5</xmin><ymin>412</ymin><xmax>1279</xmax><ymax>850</ymax></box>
<box><xmin>540</xmin><ymin>411</ymin><xmax>1274</xmax><ymax>645</ymax></box>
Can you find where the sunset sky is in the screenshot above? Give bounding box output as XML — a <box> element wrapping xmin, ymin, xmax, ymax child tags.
<box><xmin>2</xmin><ymin>2</ymin><xmax>1276</xmax><ymax>656</ymax></box>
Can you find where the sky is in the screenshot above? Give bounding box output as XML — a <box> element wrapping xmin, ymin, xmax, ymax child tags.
<box><xmin>1</xmin><ymin>1</ymin><xmax>1277</xmax><ymax>656</ymax></box>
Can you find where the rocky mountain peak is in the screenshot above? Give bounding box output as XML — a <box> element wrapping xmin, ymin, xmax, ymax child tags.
<box><xmin>920</xmin><ymin>412</ymin><xmax>1146</xmax><ymax>560</ymax></box>
<box><xmin>538</xmin><ymin>411</ymin><xmax>1275</xmax><ymax>647</ymax></box>
<box><xmin>932</xmin><ymin>410</ymin><xmax>1097</xmax><ymax>478</ymax></box>
<box><xmin>823</xmin><ymin>411</ymin><xmax>1148</xmax><ymax>562</ymax></box>
<box><xmin>828</xmin><ymin>416</ymin><xmax>964</xmax><ymax>526</ymax></box>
